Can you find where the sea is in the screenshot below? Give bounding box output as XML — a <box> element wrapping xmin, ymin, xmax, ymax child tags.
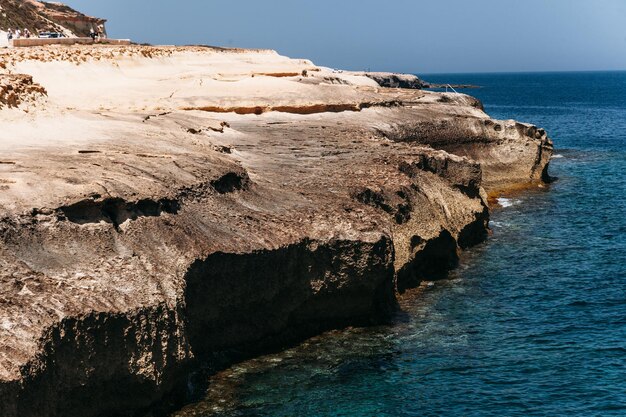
<box><xmin>175</xmin><ymin>71</ymin><xmax>626</xmax><ymax>417</ymax></box>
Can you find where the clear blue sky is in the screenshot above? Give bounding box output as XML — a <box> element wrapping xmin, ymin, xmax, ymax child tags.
<box><xmin>65</xmin><ymin>0</ymin><xmax>626</xmax><ymax>74</ymax></box>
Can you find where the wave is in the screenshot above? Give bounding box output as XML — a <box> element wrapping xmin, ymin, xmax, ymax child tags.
<box><xmin>489</xmin><ymin>220</ymin><xmax>512</xmax><ymax>228</ymax></box>
<box><xmin>497</xmin><ymin>198</ymin><xmax>521</xmax><ymax>208</ymax></box>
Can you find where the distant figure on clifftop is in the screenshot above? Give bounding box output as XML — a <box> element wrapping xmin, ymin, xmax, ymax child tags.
<box><xmin>90</xmin><ymin>27</ymin><xmax>97</xmax><ymax>41</ymax></box>
<box><xmin>6</xmin><ymin>29</ymin><xmax>14</xmax><ymax>41</ymax></box>
<box><xmin>97</xmin><ymin>24</ymin><xmax>106</xmax><ymax>40</ymax></box>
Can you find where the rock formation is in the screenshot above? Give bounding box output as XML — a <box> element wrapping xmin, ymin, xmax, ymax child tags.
<box><xmin>0</xmin><ymin>44</ymin><xmax>553</xmax><ymax>417</ymax></box>
<box><xmin>0</xmin><ymin>0</ymin><xmax>106</xmax><ymax>38</ymax></box>
<box><xmin>0</xmin><ymin>73</ymin><xmax>46</xmax><ymax>108</ymax></box>
<box><xmin>361</xmin><ymin>72</ymin><xmax>428</xmax><ymax>89</ymax></box>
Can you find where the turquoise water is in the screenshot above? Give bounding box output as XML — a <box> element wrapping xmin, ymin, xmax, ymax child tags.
<box><xmin>180</xmin><ymin>72</ymin><xmax>626</xmax><ymax>416</ymax></box>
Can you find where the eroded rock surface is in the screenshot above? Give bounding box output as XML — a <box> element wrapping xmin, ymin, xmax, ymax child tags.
<box><xmin>0</xmin><ymin>45</ymin><xmax>553</xmax><ymax>417</ymax></box>
<box><xmin>361</xmin><ymin>72</ymin><xmax>428</xmax><ymax>89</ymax></box>
<box><xmin>0</xmin><ymin>74</ymin><xmax>47</xmax><ymax>109</ymax></box>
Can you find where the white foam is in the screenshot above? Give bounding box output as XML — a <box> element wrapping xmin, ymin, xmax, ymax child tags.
<box><xmin>551</xmin><ymin>154</ymin><xmax>564</xmax><ymax>159</ymax></box>
<box><xmin>490</xmin><ymin>220</ymin><xmax>512</xmax><ymax>228</ymax></box>
<box><xmin>497</xmin><ymin>197</ymin><xmax>521</xmax><ymax>208</ymax></box>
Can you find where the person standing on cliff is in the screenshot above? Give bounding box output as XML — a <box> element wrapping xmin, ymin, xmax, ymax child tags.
<box><xmin>90</xmin><ymin>27</ymin><xmax>97</xmax><ymax>42</ymax></box>
<box><xmin>97</xmin><ymin>24</ymin><xmax>106</xmax><ymax>40</ymax></box>
<box><xmin>7</xmin><ymin>29</ymin><xmax>14</xmax><ymax>41</ymax></box>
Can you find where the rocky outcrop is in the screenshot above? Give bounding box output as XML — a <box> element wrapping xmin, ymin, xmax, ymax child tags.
<box><xmin>362</xmin><ymin>72</ymin><xmax>428</xmax><ymax>89</ymax></box>
<box><xmin>0</xmin><ymin>74</ymin><xmax>47</xmax><ymax>109</ymax></box>
<box><xmin>358</xmin><ymin>72</ymin><xmax>479</xmax><ymax>91</ymax></box>
<box><xmin>0</xmin><ymin>45</ymin><xmax>552</xmax><ymax>417</ymax></box>
<box><xmin>0</xmin><ymin>0</ymin><xmax>105</xmax><ymax>37</ymax></box>
<box><xmin>36</xmin><ymin>1</ymin><xmax>107</xmax><ymax>37</ymax></box>
<box><xmin>378</xmin><ymin>110</ymin><xmax>554</xmax><ymax>193</ymax></box>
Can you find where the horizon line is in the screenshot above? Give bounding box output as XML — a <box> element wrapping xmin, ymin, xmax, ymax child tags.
<box><xmin>416</xmin><ymin>68</ymin><xmax>626</xmax><ymax>76</ymax></box>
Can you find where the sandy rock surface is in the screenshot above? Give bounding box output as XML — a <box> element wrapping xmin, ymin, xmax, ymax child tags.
<box><xmin>0</xmin><ymin>45</ymin><xmax>552</xmax><ymax>417</ymax></box>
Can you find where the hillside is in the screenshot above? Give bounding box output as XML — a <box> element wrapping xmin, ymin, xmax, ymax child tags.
<box><xmin>0</xmin><ymin>0</ymin><xmax>105</xmax><ymax>37</ymax></box>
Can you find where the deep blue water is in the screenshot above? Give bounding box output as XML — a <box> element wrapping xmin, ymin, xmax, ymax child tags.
<box><xmin>177</xmin><ymin>72</ymin><xmax>626</xmax><ymax>417</ymax></box>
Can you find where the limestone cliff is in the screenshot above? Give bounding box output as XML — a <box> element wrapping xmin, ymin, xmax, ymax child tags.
<box><xmin>0</xmin><ymin>45</ymin><xmax>553</xmax><ymax>417</ymax></box>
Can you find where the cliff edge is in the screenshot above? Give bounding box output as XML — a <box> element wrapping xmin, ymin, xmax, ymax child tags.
<box><xmin>0</xmin><ymin>45</ymin><xmax>553</xmax><ymax>416</ymax></box>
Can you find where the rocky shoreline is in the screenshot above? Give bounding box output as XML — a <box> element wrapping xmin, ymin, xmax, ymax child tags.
<box><xmin>0</xmin><ymin>45</ymin><xmax>552</xmax><ymax>417</ymax></box>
